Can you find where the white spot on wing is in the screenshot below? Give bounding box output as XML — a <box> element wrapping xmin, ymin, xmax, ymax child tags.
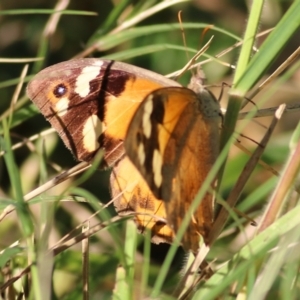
<box><xmin>82</xmin><ymin>115</ymin><xmax>103</xmax><ymax>152</ymax></box>
<box><xmin>75</xmin><ymin>61</ymin><xmax>104</xmax><ymax>97</ymax></box>
<box><xmin>138</xmin><ymin>143</ymin><xmax>146</xmax><ymax>166</ymax></box>
<box><xmin>152</xmin><ymin>149</ymin><xmax>163</xmax><ymax>188</ymax></box>
<box><xmin>142</xmin><ymin>98</ymin><xmax>153</xmax><ymax>138</ymax></box>
<box><xmin>55</xmin><ymin>97</ymin><xmax>69</xmax><ymax>117</ymax></box>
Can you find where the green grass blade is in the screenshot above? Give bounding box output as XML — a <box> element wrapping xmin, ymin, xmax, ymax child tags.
<box><xmin>1</xmin><ymin>119</ymin><xmax>34</xmax><ymax>237</ymax></box>
<box><xmin>235</xmin><ymin>0</ymin><xmax>300</xmax><ymax>92</ymax></box>
<box><xmin>234</xmin><ymin>0</ymin><xmax>264</xmax><ymax>83</ymax></box>
<box><xmin>90</xmin><ymin>0</ymin><xmax>132</xmax><ymax>36</ymax></box>
<box><xmin>87</xmin><ymin>23</ymin><xmax>241</xmax><ymax>50</ymax></box>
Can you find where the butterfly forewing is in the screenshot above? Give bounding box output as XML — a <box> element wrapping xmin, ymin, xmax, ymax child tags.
<box><xmin>27</xmin><ymin>58</ymin><xmax>180</xmax><ymax>166</ymax></box>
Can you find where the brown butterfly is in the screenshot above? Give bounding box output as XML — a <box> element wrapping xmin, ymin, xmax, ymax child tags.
<box><xmin>27</xmin><ymin>58</ymin><xmax>220</xmax><ymax>252</ymax></box>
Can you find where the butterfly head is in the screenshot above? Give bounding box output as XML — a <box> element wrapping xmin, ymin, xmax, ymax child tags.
<box><xmin>188</xmin><ymin>69</ymin><xmax>221</xmax><ymax>119</ymax></box>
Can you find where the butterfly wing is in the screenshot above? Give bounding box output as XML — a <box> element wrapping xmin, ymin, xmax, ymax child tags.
<box><xmin>125</xmin><ymin>87</ymin><xmax>220</xmax><ymax>252</ymax></box>
<box><xmin>27</xmin><ymin>58</ymin><xmax>180</xmax><ymax>165</ymax></box>
<box><xmin>111</xmin><ymin>156</ymin><xmax>175</xmax><ymax>244</ymax></box>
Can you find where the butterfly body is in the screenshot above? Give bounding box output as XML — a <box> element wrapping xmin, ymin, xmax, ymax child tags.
<box><xmin>27</xmin><ymin>58</ymin><xmax>220</xmax><ymax>252</ymax></box>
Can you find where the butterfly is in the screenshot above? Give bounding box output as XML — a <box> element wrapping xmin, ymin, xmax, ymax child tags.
<box><xmin>27</xmin><ymin>58</ymin><xmax>221</xmax><ymax>252</ymax></box>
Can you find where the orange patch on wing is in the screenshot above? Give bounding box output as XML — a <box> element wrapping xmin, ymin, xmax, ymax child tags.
<box><xmin>111</xmin><ymin>156</ymin><xmax>175</xmax><ymax>244</ymax></box>
<box><xmin>104</xmin><ymin>78</ymin><xmax>164</xmax><ymax>141</ymax></box>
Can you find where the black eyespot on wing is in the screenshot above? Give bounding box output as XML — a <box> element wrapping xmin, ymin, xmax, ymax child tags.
<box><xmin>53</xmin><ymin>83</ymin><xmax>68</xmax><ymax>98</ymax></box>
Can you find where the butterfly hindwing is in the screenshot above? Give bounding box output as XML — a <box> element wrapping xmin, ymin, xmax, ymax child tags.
<box><xmin>125</xmin><ymin>86</ymin><xmax>220</xmax><ymax>251</ymax></box>
<box><xmin>125</xmin><ymin>88</ymin><xmax>193</xmax><ymax>198</ymax></box>
<box><xmin>111</xmin><ymin>156</ymin><xmax>175</xmax><ymax>244</ymax></box>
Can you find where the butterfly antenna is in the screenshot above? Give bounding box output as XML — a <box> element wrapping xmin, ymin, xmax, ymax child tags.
<box><xmin>174</xmin><ymin>36</ymin><xmax>214</xmax><ymax>81</ymax></box>
<box><xmin>199</xmin><ymin>25</ymin><xmax>214</xmax><ymax>50</ymax></box>
<box><xmin>178</xmin><ymin>10</ymin><xmax>189</xmax><ymax>64</ymax></box>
